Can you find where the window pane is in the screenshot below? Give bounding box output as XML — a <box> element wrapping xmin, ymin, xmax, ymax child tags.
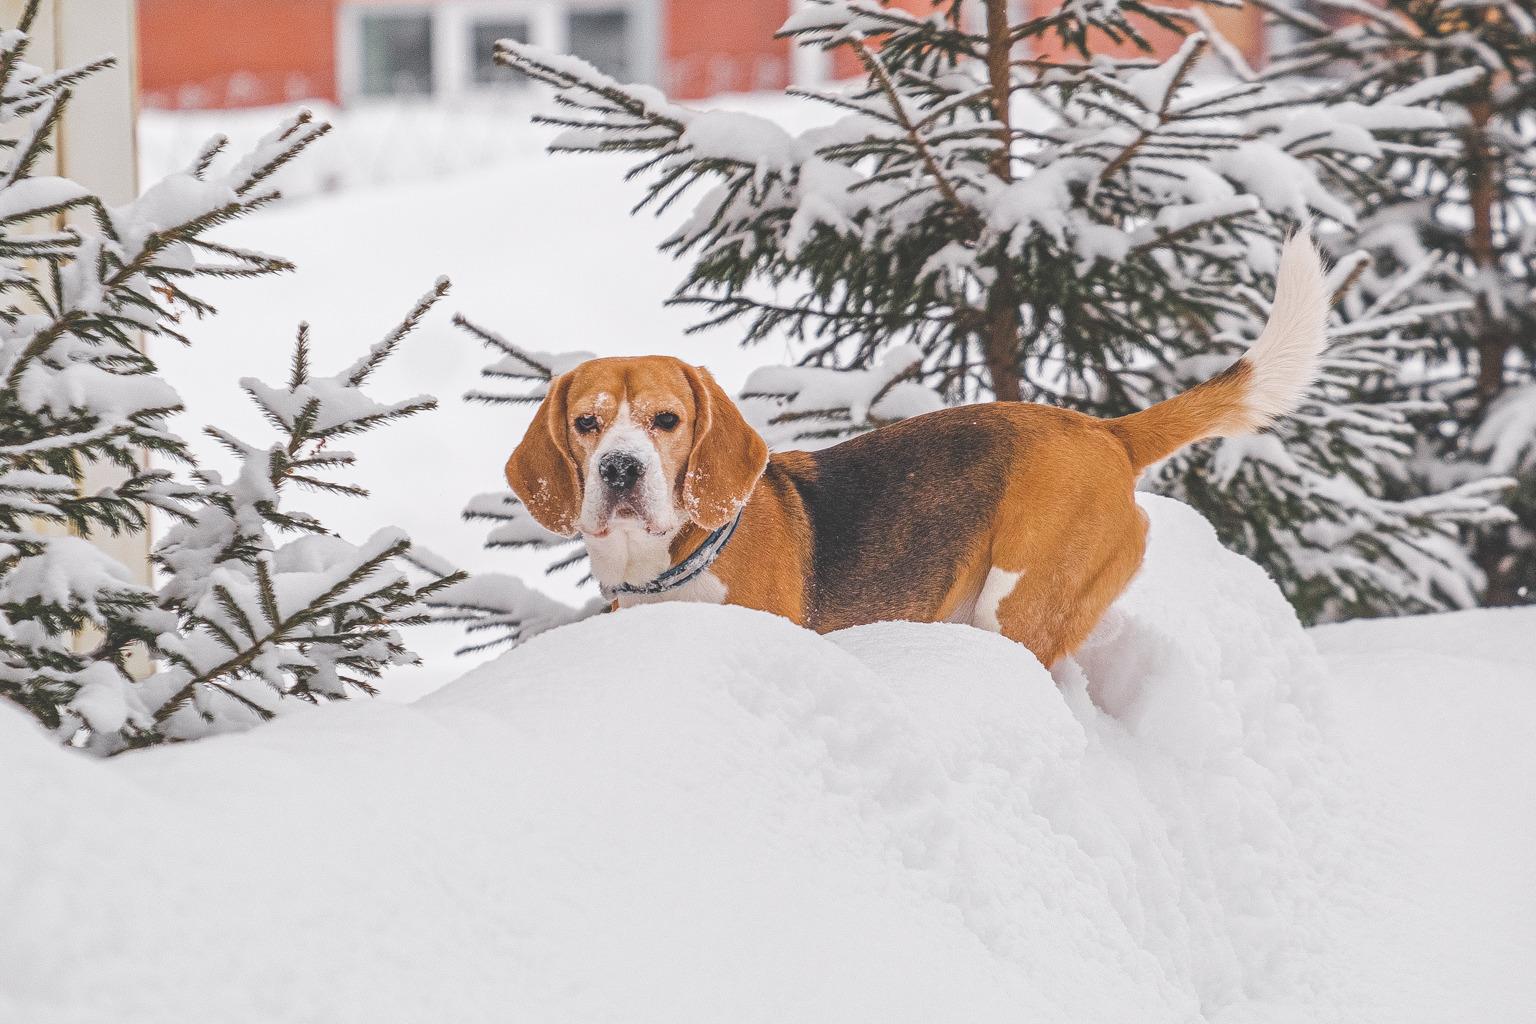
<box><xmin>471</xmin><ymin>20</ymin><xmax>531</xmax><ymax>86</ymax></box>
<box><xmin>359</xmin><ymin>13</ymin><xmax>434</xmax><ymax>97</ymax></box>
<box><xmin>568</xmin><ymin>10</ymin><xmax>631</xmax><ymax>81</ymax></box>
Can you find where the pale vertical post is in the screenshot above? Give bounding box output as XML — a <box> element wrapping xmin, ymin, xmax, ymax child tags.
<box><xmin>433</xmin><ymin>5</ymin><xmax>462</xmax><ymax>100</ymax></box>
<box><xmin>790</xmin><ymin>0</ymin><xmax>829</xmax><ymax>89</ymax></box>
<box><xmin>0</xmin><ymin>2</ymin><xmax>139</xmax><ymax>201</ymax></box>
<box><xmin>53</xmin><ymin>0</ymin><xmax>139</xmax><ymax>206</ymax></box>
<box><xmin>64</xmin><ymin>6</ymin><xmax>149</xmax><ymax>681</ymax></box>
<box><xmin>0</xmin><ymin>1</ymin><xmax>150</xmax><ymax>603</ymax></box>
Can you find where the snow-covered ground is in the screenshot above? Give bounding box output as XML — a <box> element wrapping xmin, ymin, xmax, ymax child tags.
<box><xmin>3</xmin><ymin>494</ymin><xmax>1532</xmax><ymax>1023</ymax></box>
<box><xmin>1312</xmin><ymin>607</ymin><xmax>1536</xmax><ymax>1015</ymax></box>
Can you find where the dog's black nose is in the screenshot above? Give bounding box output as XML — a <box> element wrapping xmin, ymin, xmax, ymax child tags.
<box><xmin>598</xmin><ymin>450</ymin><xmax>643</xmax><ymax>492</ymax></box>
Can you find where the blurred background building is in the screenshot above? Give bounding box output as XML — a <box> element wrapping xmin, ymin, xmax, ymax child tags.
<box><xmin>137</xmin><ymin>0</ymin><xmax>1269</xmax><ymax>111</ymax></box>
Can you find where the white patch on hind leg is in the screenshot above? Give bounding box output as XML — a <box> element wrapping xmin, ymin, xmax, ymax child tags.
<box><xmin>973</xmin><ymin>568</ymin><xmax>1022</xmax><ymax>633</ymax></box>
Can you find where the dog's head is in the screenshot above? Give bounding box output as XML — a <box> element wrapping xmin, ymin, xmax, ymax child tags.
<box><xmin>506</xmin><ymin>355</ymin><xmax>768</xmax><ymax>539</ymax></box>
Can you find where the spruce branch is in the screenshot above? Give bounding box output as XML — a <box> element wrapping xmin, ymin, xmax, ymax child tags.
<box><xmin>850</xmin><ymin>39</ymin><xmax>976</xmax><ymax>225</ymax></box>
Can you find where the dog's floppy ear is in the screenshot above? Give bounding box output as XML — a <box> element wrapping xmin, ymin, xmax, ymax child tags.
<box><xmin>681</xmin><ymin>363</ymin><xmax>769</xmax><ymax>530</ymax></box>
<box><xmin>505</xmin><ymin>372</ymin><xmax>582</xmax><ymax>537</ymax></box>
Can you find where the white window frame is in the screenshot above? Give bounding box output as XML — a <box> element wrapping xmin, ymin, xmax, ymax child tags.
<box><xmin>436</xmin><ymin>0</ymin><xmax>565</xmax><ymax>101</ymax></box>
<box><xmin>339</xmin><ymin>0</ymin><xmax>657</xmax><ymax>105</ymax></box>
<box><xmin>338</xmin><ymin>3</ymin><xmax>440</xmax><ymax>103</ymax></box>
<box><xmin>560</xmin><ymin>1</ymin><xmax>653</xmax><ymax>86</ymax></box>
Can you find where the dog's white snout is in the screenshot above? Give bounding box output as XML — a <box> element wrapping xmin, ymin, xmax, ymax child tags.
<box><xmin>579</xmin><ymin>401</ymin><xmax>677</xmax><ymax>537</ymax></box>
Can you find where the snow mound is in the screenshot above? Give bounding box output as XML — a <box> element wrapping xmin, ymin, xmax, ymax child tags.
<box><xmin>1</xmin><ymin>496</ymin><xmax>1348</xmax><ymax>1023</ymax></box>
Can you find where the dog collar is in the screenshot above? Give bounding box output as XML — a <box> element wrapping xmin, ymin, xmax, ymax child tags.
<box><xmin>602</xmin><ymin>508</ymin><xmax>744</xmax><ymax>601</ymax></box>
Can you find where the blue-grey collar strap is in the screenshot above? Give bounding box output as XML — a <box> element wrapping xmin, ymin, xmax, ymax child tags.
<box><xmin>602</xmin><ymin>507</ymin><xmax>744</xmax><ymax>600</ymax></box>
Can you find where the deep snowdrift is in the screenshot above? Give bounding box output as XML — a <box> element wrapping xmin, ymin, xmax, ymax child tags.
<box><xmin>2</xmin><ymin>495</ymin><xmax>1531</xmax><ymax>1023</ymax></box>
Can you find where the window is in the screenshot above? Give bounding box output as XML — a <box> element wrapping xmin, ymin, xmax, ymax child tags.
<box><xmin>359</xmin><ymin>12</ymin><xmax>434</xmax><ymax>97</ymax></box>
<box><xmin>470</xmin><ymin>18</ymin><xmax>532</xmax><ymax>87</ymax></box>
<box><xmin>344</xmin><ymin>3</ymin><xmax>650</xmax><ymax>102</ymax></box>
<box><xmin>568</xmin><ymin>10</ymin><xmax>631</xmax><ymax>81</ymax></box>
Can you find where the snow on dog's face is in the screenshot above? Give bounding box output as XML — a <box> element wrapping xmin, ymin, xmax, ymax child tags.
<box><xmin>505</xmin><ymin>356</ymin><xmax>768</xmax><ymax>540</ymax></box>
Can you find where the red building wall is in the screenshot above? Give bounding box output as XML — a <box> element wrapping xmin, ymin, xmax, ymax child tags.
<box><xmin>664</xmin><ymin>0</ymin><xmax>793</xmax><ymax>98</ymax></box>
<box><xmin>139</xmin><ymin>0</ymin><xmax>340</xmax><ymax>109</ymax></box>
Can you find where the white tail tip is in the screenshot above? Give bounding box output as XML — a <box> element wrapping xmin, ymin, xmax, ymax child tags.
<box><xmin>1236</xmin><ymin>231</ymin><xmax>1330</xmax><ymax>430</ymax></box>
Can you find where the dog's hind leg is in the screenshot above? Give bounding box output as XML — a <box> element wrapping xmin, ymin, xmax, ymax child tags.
<box><xmin>977</xmin><ymin>503</ymin><xmax>1149</xmax><ymax>668</ymax></box>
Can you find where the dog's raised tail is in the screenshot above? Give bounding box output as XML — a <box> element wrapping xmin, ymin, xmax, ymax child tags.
<box><xmin>1107</xmin><ymin>231</ymin><xmax>1329</xmax><ymax>473</ymax></box>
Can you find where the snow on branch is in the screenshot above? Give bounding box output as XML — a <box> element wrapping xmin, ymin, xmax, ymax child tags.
<box><xmin>425</xmin><ymin>571</ymin><xmax>601</xmax><ymax>657</ymax></box>
<box><xmin>741</xmin><ymin>344</ymin><xmax>944</xmax><ymax>448</ymax></box>
<box><xmin>455</xmin><ymin>312</ymin><xmax>593</xmax><ymax>405</ymax></box>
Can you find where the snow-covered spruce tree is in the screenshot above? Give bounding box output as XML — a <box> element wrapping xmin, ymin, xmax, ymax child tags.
<box><xmin>1257</xmin><ymin>0</ymin><xmax>1536</xmax><ymax>604</ymax></box>
<box><xmin>0</xmin><ymin>4</ymin><xmax>458</xmax><ymax>751</ymax></box>
<box><xmin>493</xmin><ymin>0</ymin><xmax>1508</xmax><ymax>622</ymax></box>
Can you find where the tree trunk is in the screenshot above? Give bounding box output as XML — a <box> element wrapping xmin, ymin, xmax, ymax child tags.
<box><xmin>1466</xmin><ymin>94</ymin><xmax>1508</xmax><ymax>406</ymax></box>
<box><xmin>1465</xmin><ymin>89</ymin><xmax>1518</xmax><ymax>605</ymax></box>
<box><xmin>981</xmin><ymin>0</ymin><xmax>1022</xmax><ymax>402</ymax></box>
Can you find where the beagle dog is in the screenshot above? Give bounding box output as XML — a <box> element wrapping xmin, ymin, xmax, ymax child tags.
<box><xmin>507</xmin><ymin>234</ymin><xmax>1328</xmax><ymax>666</ymax></box>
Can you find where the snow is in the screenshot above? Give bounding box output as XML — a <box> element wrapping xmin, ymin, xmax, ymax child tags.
<box><xmin>111</xmin><ymin>172</ymin><xmax>237</xmax><ymax>242</ymax></box>
<box><xmin>1125</xmin><ymin>33</ymin><xmax>1205</xmax><ymax>111</ymax></box>
<box><xmin>14</xmin><ymin>361</ymin><xmax>180</xmax><ymax>420</ymax></box>
<box><xmin>984</xmin><ymin>158</ymin><xmax>1093</xmax><ymax>250</ymax></box>
<box><xmin>1311</xmin><ymin>608</ymin><xmax>1536</xmax><ymax>1016</ymax></box>
<box><xmin>1211</xmin><ymin>140</ymin><xmax>1356</xmax><ymax>225</ymax></box>
<box><xmin>1</xmin><ymin>534</ymin><xmax>146</xmax><ymax>617</ymax></box>
<box><xmin>3</xmin><ymin>494</ymin><xmax>1532</xmax><ymax>1022</ymax></box>
<box><xmin>64</xmin><ymin>662</ymin><xmax>132</xmax><ymax>734</ymax></box>
<box><xmin>241</xmin><ymin>373</ymin><xmax>433</xmax><ymax>435</ymax></box>
<box><xmin>1472</xmin><ymin>380</ymin><xmax>1536</xmax><ymax>474</ymax></box>
<box><xmin>427</xmin><ymin>570</ymin><xmax>596</xmax><ymax>649</ymax></box>
<box><xmin>0</xmin><ymin>33</ymin><xmax>1510</xmax><ymax>1018</ymax></box>
<box><xmin>741</xmin><ymin>343</ymin><xmax>944</xmax><ymax>448</ymax></box>
<box><xmin>680</xmin><ymin>109</ymin><xmax>799</xmax><ymax>174</ymax></box>
<box><xmin>0</xmin><ymin>175</ymin><xmax>89</xmax><ymax>221</ymax></box>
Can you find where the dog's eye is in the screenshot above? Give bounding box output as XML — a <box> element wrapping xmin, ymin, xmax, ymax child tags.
<box><xmin>652</xmin><ymin>412</ymin><xmax>680</xmax><ymax>431</ymax></box>
<box><xmin>573</xmin><ymin>414</ymin><xmax>600</xmax><ymax>434</ymax></box>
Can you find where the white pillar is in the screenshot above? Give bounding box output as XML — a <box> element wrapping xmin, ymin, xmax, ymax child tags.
<box><xmin>2</xmin><ymin>0</ymin><xmax>149</xmax><ymax>607</ymax></box>
<box><xmin>52</xmin><ymin>1</ymin><xmax>140</xmax><ymax>204</ymax></box>
<box><xmin>2</xmin><ymin>0</ymin><xmax>139</xmax><ymax>202</ymax></box>
<box><xmin>790</xmin><ymin>0</ymin><xmax>829</xmax><ymax>89</ymax></box>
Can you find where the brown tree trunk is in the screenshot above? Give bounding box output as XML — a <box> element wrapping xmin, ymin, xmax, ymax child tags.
<box><xmin>981</xmin><ymin>0</ymin><xmax>1022</xmax><ymax>402</ymax></box>
<box><xmin>1465</xmin><ymin>90</ymin><xmax>1519</xmax><ymax>605</ymax></box>
<box><xmin>1466</xmin><ymin>94</ymin><xmax>1508</xmax><ymax>406</ymax></box>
